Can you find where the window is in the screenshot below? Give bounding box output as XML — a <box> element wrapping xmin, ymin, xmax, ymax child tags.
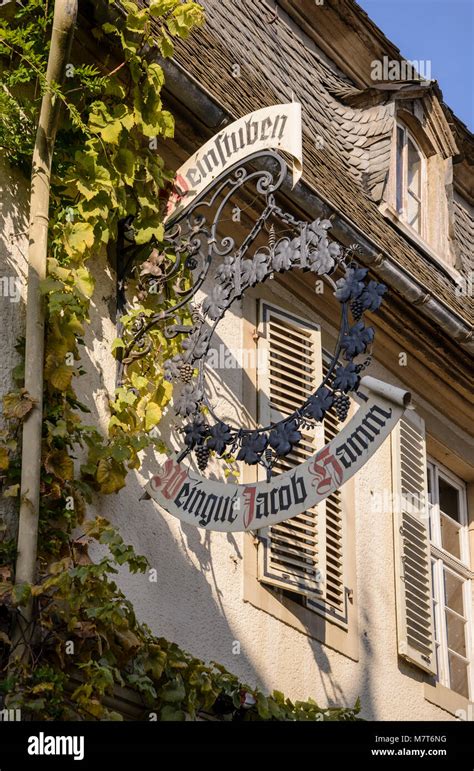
<box><xmin>392</xmin><ymin>411</ymin><xmax>436</xmax><ymax>674</ymax></box>
<box><xmin>396</xmin><ymin>123</ymin><xmax>425</xmax><ymax>236</ymax></box>
<box><xmin>428</xmin><ymin>460</ymin><xmax>473</xmax><ymax>700</ymax></box>
<box><xmin>242</xmin><ymin>297</ymin><xmax>358</xmax><ymax>655</ymax></box>
<box><xmin>382</xmin><ymin>109</ymin><xmax>459</xmax><ymax>268</ymax></box>
<box><xmin>309</xmin><ymin>352</ymin><xmax>345</xmax><ymax>615</ymax></box>
<box><xmin>392</xmin><ymin>412</ymin><xmax>473</xmax><ymax>696</ymax></box>
<box><xmin>256</xmin><ymin>304</ymin><xmax>346</xmax><ymax>620</ymax></box>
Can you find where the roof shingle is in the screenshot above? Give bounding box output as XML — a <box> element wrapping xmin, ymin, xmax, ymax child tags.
<box><xmin>165</xmin><ymin>0</ymin><xmax>473</xmax><ymax>324</ymax></box>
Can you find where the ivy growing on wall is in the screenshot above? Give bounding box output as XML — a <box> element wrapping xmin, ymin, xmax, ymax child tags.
<box><xmin>0</xmin><ymin>0</ymin><xmax>360</xmax><ymax>721</ymax></box>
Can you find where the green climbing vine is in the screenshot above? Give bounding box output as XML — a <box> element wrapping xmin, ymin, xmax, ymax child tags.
<box><xmin>0</xmin><ymin>0</ymin><xmax>360</xmax><ymax>721</ymax></box>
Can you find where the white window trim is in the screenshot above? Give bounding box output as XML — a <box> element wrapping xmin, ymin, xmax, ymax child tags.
<box><xmin>395</xmin><ymin>122</ymin><xmax>427</xmax><ymax>239</ymax></box>
<box><xmin>378</xmin><ymin>201</ymin><xmax>462</xmax><ymax>282</ymax></box>
<box><xmin>428</xmin><ymin>456</ymin><xmax>473</xmax><ymax>701</ymax></box>
<box><xmin>381</xmin><ymin>109</ymin><xmax>463</xmax><ymax>276</ymax></box>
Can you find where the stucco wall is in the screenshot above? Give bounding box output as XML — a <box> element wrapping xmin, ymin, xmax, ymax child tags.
<box><xmin>0</xmin><ymin>165</ymin><xmax>466</xmax><ymax>721</ymax></box>
<box><xmin>0</xmin><ymin>160</ymin><xmax>28</xmax><ymax>406</ymax></box>
<box><xmin>0</xmin><ymin>160</ymin><xmax>29</xmax><ymax>535</ymax></box>
<box><xmin>80</xmin><ymin>251</ymin><xmax>459</xmax><ymax>722</ymax></box>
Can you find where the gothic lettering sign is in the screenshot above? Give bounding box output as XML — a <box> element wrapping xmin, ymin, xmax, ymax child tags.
<box><xmin>145</xmin><ymin>377</ymin><xmax>410</xmax><ymax>532</ymax></box>
<box><xmin>121</xmin><ymin>106</ymin><xmax>401</xmax><ymax>532</ymax></box>
<box><xmin>165</xmin><ymin>103</ymin><xmax>302</xmax><ymax>222</ymax></box>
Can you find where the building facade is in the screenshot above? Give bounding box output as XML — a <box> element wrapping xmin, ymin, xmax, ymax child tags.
<box><xmin>1</xmin><ymin>0</ymin><xmax>473</xmax><ymax>720</ymax></box>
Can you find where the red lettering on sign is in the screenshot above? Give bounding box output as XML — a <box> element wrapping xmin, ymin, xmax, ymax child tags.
<box><xmin>242</xmin><ymin>486</ymin><xmax>256</xmax><ymax>529</ymax></box>
<box><xmin>166</xmin><ymin>173</ymin><xmax>190</xmax><ymax>217</ymax></box>
<box><xmin>308</xmin><ymin>445</ymin><xmax>343</xmax><ymax>495</ymax></box>
<box><xmin>151</xmin><ymin>458</ymin><xmax>188</xmax><ymax>500</ymax></box>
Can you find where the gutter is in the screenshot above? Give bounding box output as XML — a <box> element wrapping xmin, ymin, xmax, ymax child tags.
<box><xmin>278</xmin><ymin>174</ymin><xmax>474</xmax><ymax>354</ymax></box>
<box><xmin>10</xmin><ymin>0</ymin><xmax>78</xmax><ymax>665</ymax></box>
<box><xmin>161</xmin><ymin>58</ymin><xmax>473</xmax><ymax>356</ymax></box>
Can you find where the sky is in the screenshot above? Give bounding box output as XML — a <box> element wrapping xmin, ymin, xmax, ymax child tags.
<box><xmin>358</xmin><ymin>0</ymin><xmax>474</xmax><ymax>130</ymax></box>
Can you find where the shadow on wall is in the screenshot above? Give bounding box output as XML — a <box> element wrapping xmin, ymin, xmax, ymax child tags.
<box><xmin>354</xmin><ymin>482</ymin><xmax>390</xmax><ymax>721</ymax></box>
<box><xmin>90</xmin><ymin>466</ymin><xmax>267</xmax><ymax>688</ymax></box>
<box><xmin>0</xmin><ymin>160</ymin><xmax>29</xmax><ymax>536</ymax></box>
<box><xmin>78</xmin><ymin>252</ymin><xmax>265</xmax><ymax>687</ymax></box>
<box><xmin>71</xmin><ymin>250</ymin><xmax>367</xmax><ymax>708</ymax></box>
<box><xmin>108</xmin><ymin>459</ymin><xmax>354</xmax><ymax>705</ymax></box>
<box><xmin>0</xmin><ymin>163</ymin><xmax>362</xmax><ymax>707</ymax></box>
<box><xmin>354</xmin><ymin>508</ymin><xmax>431</xmax><ymax>721</ymax></box>
<box><xmin>358</xmin><ymin>606</ymin><xmax>376</xmax><ymax>720</ymax></box>
<box><xmin>81</xmin><ymin>250</ymin><xmax>362</xmax><ymax>704</ymax></box>
<box><xmin>0</xmin><ymin>160</ymin><xmax>29</xmax><ymax>394</ymax></box>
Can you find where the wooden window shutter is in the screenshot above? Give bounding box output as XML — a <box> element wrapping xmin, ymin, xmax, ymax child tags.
<box><xmin>391</xmin><ymin>409</ymin><xmax>437</xmax><ymax>674</ymax></box>
<box><xmin>256</xmin><ymin>304</ymin><xmax>326</xmax><ymax>599</ymax></box>
<box><xmin>307</xmin><ymin>352</ymin><xmax>345</xmax><ymax>614</ymax></box>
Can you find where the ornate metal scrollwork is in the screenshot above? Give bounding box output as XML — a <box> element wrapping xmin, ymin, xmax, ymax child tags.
<box><xmin>116</xmin><ymin>150</ymin><xmax>387</xmax><ymax>478</ymax></box>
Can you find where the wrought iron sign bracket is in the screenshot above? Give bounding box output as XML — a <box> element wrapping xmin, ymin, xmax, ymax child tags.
<box><xmin>115</xmin><ymin>150</ymin><xmax>387</xmax><ymax>478</ymax></box>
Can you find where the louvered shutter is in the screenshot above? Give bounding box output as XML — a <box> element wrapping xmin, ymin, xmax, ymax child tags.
<box><xmin>392</xmin><ymin>409</ymin><xmax>437</xmax><ymax>674</ymax></box>
<box><xmin>307</xmin><ymin>352</ymin><xmax>345</xmax><ymax>614</ymax></box>
<box><xmin>256</xmin><ymin>304</ymin><xmax>326</xmax><ymax>598</ymax></box>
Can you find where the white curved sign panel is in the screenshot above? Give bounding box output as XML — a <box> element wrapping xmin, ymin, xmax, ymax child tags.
<box><xmin>145</xmin><ymin>377</ymin><xmax>410</xmax><ymax>532</ymax></box>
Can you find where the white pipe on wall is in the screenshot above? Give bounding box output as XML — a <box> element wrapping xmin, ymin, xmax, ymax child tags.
<box><xmin>10</xmin><ymin>0</ymin><xmax>78</xmax><ymax>665</ymax></box>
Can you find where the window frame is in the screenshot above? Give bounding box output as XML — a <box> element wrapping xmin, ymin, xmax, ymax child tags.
<box><xmin>427</xmin><ymin>457</ymin><xmax>473</xmax><ymax>701</ymax></box>
<box><xmin>256</xmin><ymin>302</ymin><xmax>326</xmax><ymax>601</ymax></box>
<box><xmin>255</xmin><ymin>302</ymin><xmax>349</xmax><ymax>622</ymax></box>
<box><xmin>395</xmin><ymin>122</ymin><xmax>427</xmax><ymax>239</ymax></box>
<box><xmin>241</xmin><ymin>290</ymin><xmax>359</xmax><ymax>659</ymax></box>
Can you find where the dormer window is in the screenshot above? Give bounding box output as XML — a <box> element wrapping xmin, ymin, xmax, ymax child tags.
<box><xmin>396</xmin><ymin>123</ymin><xmax>425</xmax><ymax>236</ymax></box>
